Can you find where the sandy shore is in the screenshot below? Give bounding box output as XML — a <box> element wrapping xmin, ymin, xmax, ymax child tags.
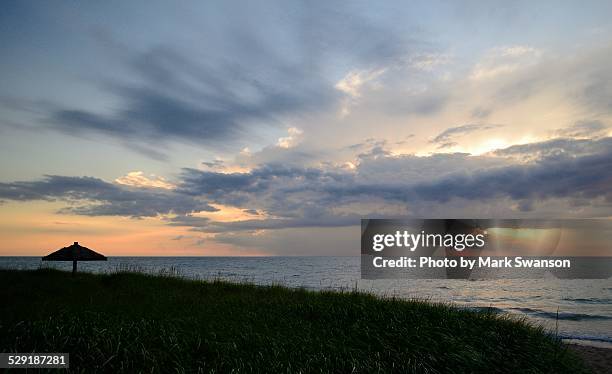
<box><xmin>568</xmin><ymin>344</ymin><xmax>612</xmax><ymax>374</ymax></box>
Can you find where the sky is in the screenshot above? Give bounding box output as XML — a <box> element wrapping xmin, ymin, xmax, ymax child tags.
<box><xmin>1</xmin><ymin>0</ymin><xmax>612</xmax><ymax>256</ymax></box>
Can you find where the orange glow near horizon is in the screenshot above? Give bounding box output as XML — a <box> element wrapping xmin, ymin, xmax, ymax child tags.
<box><xmin>192</xmin><ymin>204</ymin><xmax>267</xmax><ymax>222</ymax></box>
<box><xmin>0</xmin><ymin>201</ymin><xmax>269</xmax><ymax>256</ymax></box>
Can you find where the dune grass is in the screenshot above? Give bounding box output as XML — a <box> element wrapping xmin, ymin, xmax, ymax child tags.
<box><xmin>0</xmin><ymin>268</ymin><xmax>589</xmax><ymax>373</ymax></box>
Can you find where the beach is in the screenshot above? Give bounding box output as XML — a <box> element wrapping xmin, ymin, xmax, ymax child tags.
<box><xmin>569</xmin><ymin>344</ymin><xmax>612</xmax><ymax>374</ymax></box>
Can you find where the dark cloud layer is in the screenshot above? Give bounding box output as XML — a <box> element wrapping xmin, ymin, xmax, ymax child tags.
<box><xmin>494</xmin><ymin>136</ymin><xmax>612</xmax><ymax>161</ymax></box>
<box><xmin>0</xmin><ymin>175</ymin><xmax>216</xmax><ymax>217</ymax></box>
<box><xmin>1</xmin><ymin>138</ymin><xmax>611</xmax><ymax>231</ymax></box>
<box><xmin>412</xmin><ymin>149</ymin><xmax>612</xmax><ymax>205</ymax></box>
<box><xmin>170</xmin><ymin>142</ymin><xmax>612</xmax><ymax>230</ymax></box>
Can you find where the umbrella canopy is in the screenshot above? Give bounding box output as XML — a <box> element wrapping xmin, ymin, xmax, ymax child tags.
<box><xmin>43</xmin><ymin>242</ymin><xmax>107</xmax><ymax>261</ymax></box>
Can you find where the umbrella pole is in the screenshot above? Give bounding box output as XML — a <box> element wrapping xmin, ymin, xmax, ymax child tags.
<box><xmin>72</xmin><ymin>260</ymin><xmax>77</xmax><ymax>275</ymax></box>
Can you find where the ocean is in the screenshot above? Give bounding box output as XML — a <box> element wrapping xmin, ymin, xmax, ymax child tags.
<box><xmin>2</xmin><ymin>256</ymin><xmax>611</xmax><ymax>348</ymax></box>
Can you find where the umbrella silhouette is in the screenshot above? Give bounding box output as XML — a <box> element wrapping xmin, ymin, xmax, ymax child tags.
<box><xmin>42</xmin><ymin>242</ymin><xmax>107</xmax><ymax>275</ymax></box>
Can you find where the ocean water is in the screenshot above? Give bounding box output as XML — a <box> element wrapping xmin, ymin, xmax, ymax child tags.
<box><xmin>2</xmin><ymin>256</ymin><xmax>611</xmax><ymax>348</ymax></box>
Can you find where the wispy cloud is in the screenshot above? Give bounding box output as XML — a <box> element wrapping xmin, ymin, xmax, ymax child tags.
<box><xmin>553</xmin><ymin>120</ymin><xmax>609</xmax><ymax>139</ymax></box>
<box><xmin>47</xmin><ymin>46</ymin><xmax>335</xmax><ymax>155</ymax></box>
<box><xmin>431</xmin><ymin>124</ymin><xmax>504</xmax><ymax>148</ymax></box>
<box><xmin>470</xmin><ymin>45</ymin><xmax>541</xmax><ymax>80</ymax></box>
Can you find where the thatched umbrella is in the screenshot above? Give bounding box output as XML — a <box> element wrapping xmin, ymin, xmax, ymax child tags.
<box><xmin>42</xmin><ymin>242</ymin><xmax>107</xmax><ymax>275</ymax></box>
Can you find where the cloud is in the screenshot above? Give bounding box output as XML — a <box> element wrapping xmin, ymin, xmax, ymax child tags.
<box><xmin>48</xmin><ymin>46</ymin><xmax>334</xmax><ymax>153</ymax></box>
<box><xmin>373</xmin><ymin>86</ymin><xmax>450</xmax><ymax>116</ymax></box>
<box><xmin>431</xmin><ymin>124</ymin><xmax>503</xmax><ymax>148</ymax></box>
<box><xmin>335</xmin><ymin>68</ymin><xmax>386</xmax><ymax>116</ymax></box>
<box><xmin>471</xmin><ymin>107</ymin><xmax>492</xmax><ymax>119</ymax></box>
<box><xmin>553</xmin><ymin>120</ymin><xmax>609</xmax><ymax>139</ymax></box>
<box><xmin>493</xmin><ymin>136</ymin><xmax>612</xmax><ymax>162</ymax></box>
<box><xmin>201</xmin><ymin>159</ymin><xmax>225</xmax><ymax>169</ymax></box>
<box><xmin>411</xmin><ymin>147</ymin><xmax>612</xmax><ymax>205</ymax></box>
<box><xmin>470</xmin><ymin>45</ymin><xmax>541</xmax><ymax>81</ymax></box>
<box><xmin>171</xmin><ymin>138</ymin><xmax>612</xmax><ymax>231</ymax></box>
<box><xmin>355</xmin><ymin>139</ymin><xmax>393</xmax><ymax>160</ymax></box>
<box><xmin>499</xmin><ymin>46</ymin><xmax>538</xmax><ymax>57</ymax></box>
<box><xmin>276</xmin><ymin>127</ymin><xmax>304</xmax><ymax>149</ymax></box>
<box><xmin>408</xmin><ymin>53</ymin><xmax>452</xmax><ymax>71</ymax></box>
<box><xmin>115</xmin><ymin>171</ymin><xmax>175</xmax><ymax>190</ymax></box>
<box><xmin>478</xmin><ymin>42</ymin><xmax>612</xmax><ymax>113</ymax></box>
<box><xmin>335</xmin><ymin>69</ymin><xmax>386</xmax><ymax>98</ymax></box>
<box><xmin>0</xmin><ymin>175</ymin><xmax>216</xmax><ymax>217</ymax></box>
<box><xmin>1</xmin><ymin>138</ymin><xmax>611</xmax><ymax>232</ymax></box>
<box><xmin>26</xmin><ymin>3</ymin><xmax>425</xmax><ymax>158</ymax></box>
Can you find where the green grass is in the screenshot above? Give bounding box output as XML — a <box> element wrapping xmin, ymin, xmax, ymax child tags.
<box><xmin>0</xmin><ymin>269</ymin><xmax>590</xmax><ymax>373</ymax></box>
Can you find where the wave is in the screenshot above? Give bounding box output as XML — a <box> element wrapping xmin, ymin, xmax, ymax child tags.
<box><xmin>510</xmin><ymin>307</ymin><xmax>612</xmax><ymax>321</ymax></box>
<box><xmin>562</xmin><ymin>297</ymin><xmax>612</xmax><ymax>304</ymax></box>
<box><xmin>559</xmin><ymin>333</ymin><xmax>612</xmax><ymax>344</ymax></box>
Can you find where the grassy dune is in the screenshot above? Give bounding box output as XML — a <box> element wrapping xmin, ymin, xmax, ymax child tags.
<box><xmin>0</xmin><ymin>269</ymin><xmax>589</xmax><ymax>373</ymax></box>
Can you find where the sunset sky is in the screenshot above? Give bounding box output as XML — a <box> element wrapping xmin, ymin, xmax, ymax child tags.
<box><xmin>1</xmin><ymin>1</ymin><xmax>612</xmax><ymax>256</ymax></box>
